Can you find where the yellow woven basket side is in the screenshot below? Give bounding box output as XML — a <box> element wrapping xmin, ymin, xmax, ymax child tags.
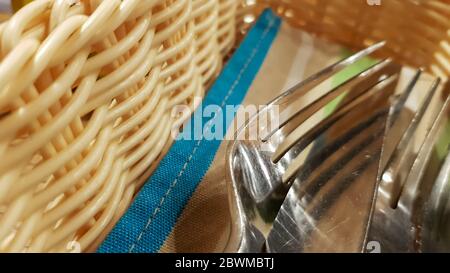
<box><xmin>0</xmin><ymin>0</ymin><xmax>237</xmax><ymax>253</ymax></box>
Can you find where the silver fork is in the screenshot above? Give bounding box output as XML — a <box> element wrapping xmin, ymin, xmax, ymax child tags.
<box><xmin>266</xmin><ymin>66</ymin><xmax>448</xmax><ymax>253</ymax></box>
<box><xmin>225</xmin><ymin>42</ymin><xmax>405</xmax><ymax>252</ymax></box>
<box><xmin>366</xmin><ymin>75</ymin><xmax>450</xmax><ymax>253</ymax></box>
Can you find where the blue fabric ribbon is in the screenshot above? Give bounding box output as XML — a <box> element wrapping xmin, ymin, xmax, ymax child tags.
<box><xmin>98</xmin><ymin>9</ymin><xmax>281</xmax><ymax>253</ymax></box>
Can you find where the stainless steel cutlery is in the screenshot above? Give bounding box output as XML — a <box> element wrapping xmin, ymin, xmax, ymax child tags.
<box><xmin>225</xmin><ymin>41</ymin><xmax>450</xmax><ymax>252</ymax></box>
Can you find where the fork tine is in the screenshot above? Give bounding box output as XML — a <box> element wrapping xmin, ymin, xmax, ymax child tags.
<box><xmin>262</xmin><ymin>43</ymin><xmax>387</xmax><ymax>142</ymax></box>
<box><xmin>381</xmin><ymin>78</ymin><xmax>441</xmax><ymax>208</ymax></box>
<box><xmin>386</xmin><ymin>69</ymin><xmax>423</xmax><ymax>128</ymax></box>
<box><xmin>377</xmin><ymin>69</ymin><xmax>423</xmax><ymax>180</ymax></box>
<box><xmin>281</xmin><ymin>73</ymin><xmax>399</xmax><ymax>184</ymax></box>
<box><xmin>271</xmin><ymin>80</ymin><xmax>387</xmax><ymax>163</ymax></box>
<box><xmin>270</xmin><ymin>59</ymin><xmax>401</xmax><ymax>162</ymax></box>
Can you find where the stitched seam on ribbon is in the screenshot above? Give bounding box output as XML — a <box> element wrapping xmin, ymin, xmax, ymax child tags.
<box><xmin>128</xmin><ymin>15</ymin><xmax>277</xmax><ymax>253</ymax></box>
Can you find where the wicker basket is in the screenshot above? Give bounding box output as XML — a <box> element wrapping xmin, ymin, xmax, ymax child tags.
<box><xmin>0</xmin><ymin>0</ymin><xmax>237</xmax><ymax>253</ymax></box>
<box><xmin>239</xmin><ymin>0</ymin><xmax>450</xmax><ymax>80</ymax></box>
